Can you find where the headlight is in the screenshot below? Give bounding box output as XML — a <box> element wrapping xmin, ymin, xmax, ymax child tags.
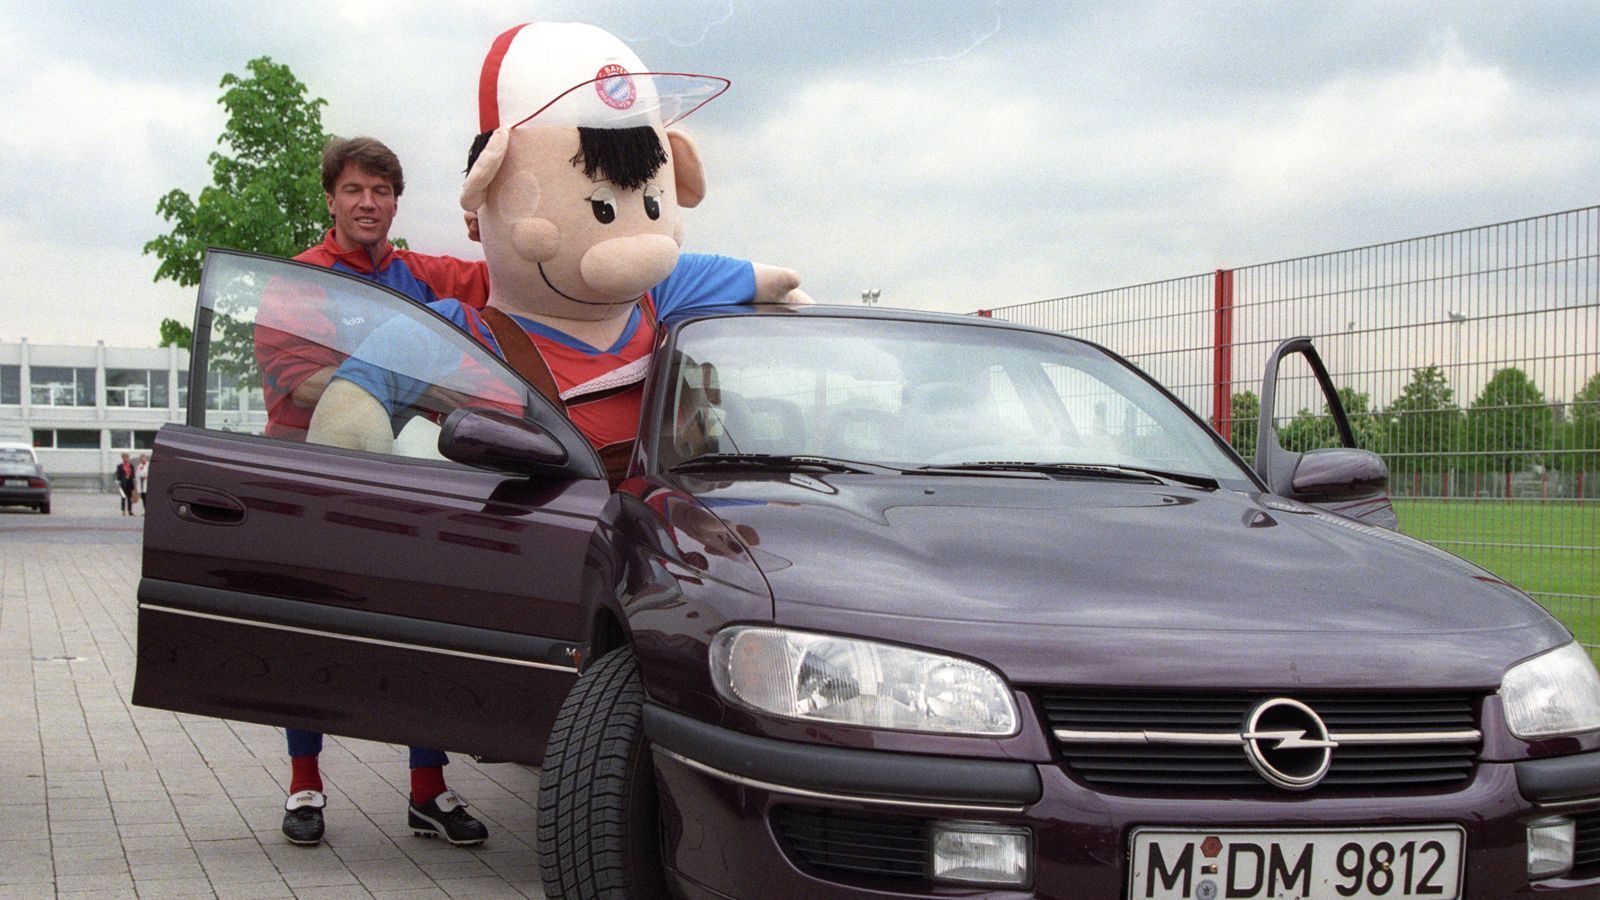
<box><xmin>708</xmin><ymin>626</ymin><xmax>1018</xmax><ymax>736</ymax></box>
<box><xmin>1501</xmin><ymin>642</ymin><xmax>1600</xmax><ymax>739</ymax></box>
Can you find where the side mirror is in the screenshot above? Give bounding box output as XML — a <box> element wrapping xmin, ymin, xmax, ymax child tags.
<box><xmin>1290</xmin><ymin>447</ymin><xmax>1389</xmax><ymax>503</ymax></box>
<box><xmin>439</xmin><ymin>407</ymin><xmax>569</xmax><ymax>475</ymax></box>
<box><xmin>1257</xmin><ymin>337</ymin><xmax>1398</xmax><ymax>530</ymax></box>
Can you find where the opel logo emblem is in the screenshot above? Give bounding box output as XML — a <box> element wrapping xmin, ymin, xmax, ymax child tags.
<box><xmin>1241</xmin><ymin>698</ymin><xmax>1338</xmax><ymax>790</ymax></box>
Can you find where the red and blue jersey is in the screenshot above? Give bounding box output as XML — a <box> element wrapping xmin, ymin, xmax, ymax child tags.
<box><xmin>334</xmin><ymin>252</ymin><xmax>755</xmax><ymax>452</ymax></box>
<box><xmin>258</xmin><ymin>231</ymin><xmax>490</xmax><ymax>439</ymax></box>
<box><xmin>292</xmin><ymin>230</ymin><xmax>490</xmax><ymax>309</ymax></box>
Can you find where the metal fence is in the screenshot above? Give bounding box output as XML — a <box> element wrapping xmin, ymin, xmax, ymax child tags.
<box><xmin>982</xmin><ymin>206</ymin><xmax>1600</xmax><ymax>652</ymax></box>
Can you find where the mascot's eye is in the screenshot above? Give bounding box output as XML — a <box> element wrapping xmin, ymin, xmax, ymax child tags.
<box><xmin>587</xmin><ymin>187</ymin><xmax>618</xmax><ymax>225</ymax></box>
<box><xmin>643</xmin><ymin>186</ymin><xmax>663</xmax><ymax>221</ymax></box>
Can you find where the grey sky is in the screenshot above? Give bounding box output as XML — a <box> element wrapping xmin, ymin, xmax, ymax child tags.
<box><xmin>1</xmin><ymin>1</ymin><xmax>1596</xmax><ymax>350</ymax></box>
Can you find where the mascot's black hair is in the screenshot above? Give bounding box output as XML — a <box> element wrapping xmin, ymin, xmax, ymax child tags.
<box><xmin>466</xmin><ymin>126</ymin><xmax>668</xmax><ymax>192</ymax></box>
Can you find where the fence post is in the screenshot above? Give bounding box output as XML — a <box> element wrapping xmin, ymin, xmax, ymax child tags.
<box><xmin>1210</xmin><ymin>269</ymin><xmax>1235</xmax><ymax>439</ymax></box>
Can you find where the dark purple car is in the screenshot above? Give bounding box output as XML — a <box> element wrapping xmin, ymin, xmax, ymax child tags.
<box><xmin>134</xmin><ymin>251</ymin><xmax>1600</xmax><ymax>898</ymax></box>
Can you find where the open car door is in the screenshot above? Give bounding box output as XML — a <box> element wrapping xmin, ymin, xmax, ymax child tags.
<box><xmin>1255</xmin><ymin>336</ymin><xmax>1398</xmax><ymax>530</ymax></box>
<box><xmin>132</xmin><ymin>250</ymin><xmax>609</xmax><ymax>764</ymax></box>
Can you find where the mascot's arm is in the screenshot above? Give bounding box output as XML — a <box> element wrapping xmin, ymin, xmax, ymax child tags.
<box><xmin>752</xmin><ymin>262</ymin><xmax>814</xmax><ymax>305</ymax></box>
<box><xmin>306</xmin><ymin>379</ymin><xmax>396</xmax><ymax>455</ymax></box>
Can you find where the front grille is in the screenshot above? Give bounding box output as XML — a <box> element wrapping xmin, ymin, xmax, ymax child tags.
<box><xmin>771</xmin><ymin>806</ymin><xmax>929</xmax><ymax>885</ymax></box>
<box><xmin>1035</xmin><ymin>690</ymin><xmax>1481</xmax><ymax>792</ymax></box>
<box><xmin>1575</xmin><ymin>810</ymin><xmax>1600</xmax><ymax>871</ymax></box>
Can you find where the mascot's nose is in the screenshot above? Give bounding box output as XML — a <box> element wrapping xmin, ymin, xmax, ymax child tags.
<box><xmin>580</xmin><ymin>234</ymin><xmax>680</xmax><ymax>298</ymax></box>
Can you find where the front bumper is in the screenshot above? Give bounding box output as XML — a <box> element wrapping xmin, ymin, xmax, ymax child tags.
<box><xmin>646</xmin><ymin>704</ymin><xmax>1600</xmax><ymax>899</ymax></box>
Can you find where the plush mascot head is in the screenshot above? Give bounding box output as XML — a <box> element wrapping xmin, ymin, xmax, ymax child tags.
<box><xmin>461</xmin><ymin>22</ymin><xmax>728</xmax><ymax>325</ymax></box>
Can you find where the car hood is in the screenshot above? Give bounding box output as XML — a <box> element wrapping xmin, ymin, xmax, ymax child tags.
<box><xmin>681</xmin><ymin>473</ymin><xmax>1569</xmax><ymax>689</ymax></box>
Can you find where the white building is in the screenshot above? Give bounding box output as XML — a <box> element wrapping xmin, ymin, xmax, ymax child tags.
<box><xmin>0</xmin><ymin>339</ymin><xmax>192</xmax><ymax>490</ymax></box>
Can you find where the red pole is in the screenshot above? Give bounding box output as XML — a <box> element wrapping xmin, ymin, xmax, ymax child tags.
<box><xmin>1413</xmin><ymin>471</ymin><xmax>1420</xmax><ymax>497</ymax></box>
<box><xmin>1210</xmin><ymin>269</ymin><xmax>1235</xmax><ymax>440</ymax></box>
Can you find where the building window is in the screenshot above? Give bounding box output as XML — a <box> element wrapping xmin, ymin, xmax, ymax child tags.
<box><xmin>30</xmin><ymin>366</ymin><xmax>95</xmax><ymax>406</ymax></box>
<box><xmin>105</xmin><ymin>369</ymin><xmax>170</xmax><ymax>408</ymax></box>
<box><xmin>178</xmin><ymin>369</ymin><xmax>190</xmax><ymax>408</ymax></box>
<box><xmin>108</xmin><ymin>429</ymin><xmax>160</xmax><ymax>450</ymax></box>
<box><xmin>32</xmin><ymin>428</ymin><xmax>100</xmax><ymax>449</ymax></box>
<box><xmin>1</xmin><ymin>365</ymin><xmax>18</xmax><ymax>405</ymax></box>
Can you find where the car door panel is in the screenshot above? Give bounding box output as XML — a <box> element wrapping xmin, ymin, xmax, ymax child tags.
<box><xmin>134</xmin><ymin>250</ymin><xmax>609</xmax><ymax>764</ymax></box>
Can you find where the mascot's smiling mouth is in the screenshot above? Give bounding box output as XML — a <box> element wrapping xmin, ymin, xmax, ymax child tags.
<box><xmin>539</xmin><ymin>263</ymin><xmax>642</xmax><ymax>307</ymax></box>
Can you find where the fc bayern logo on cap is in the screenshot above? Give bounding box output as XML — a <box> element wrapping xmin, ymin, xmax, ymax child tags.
<box><xmin>594</xmin><ymin>64</ymin><xmax>636</xmax><ymax>110</ymax></box>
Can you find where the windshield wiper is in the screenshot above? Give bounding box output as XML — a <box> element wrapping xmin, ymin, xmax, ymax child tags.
<box><xmin>914</xmin><ymin>461</ymin><xmax>1219</xmax><ymax>490</ymax></box>
<box><xmin>670</xmin><ymin>453</ymin><xmax>893</xmax><ymax>475</ymax></box>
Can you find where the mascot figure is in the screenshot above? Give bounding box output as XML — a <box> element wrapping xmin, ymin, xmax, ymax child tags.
<box><xmin>308</xmin><ymin>21</ymin><xmax>807</xmax><ymax>485</ymax></box>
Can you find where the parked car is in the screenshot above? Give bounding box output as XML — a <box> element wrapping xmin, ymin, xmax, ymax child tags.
<box><xmin>0</xmin><ymin>442</ymin><xmax>51</xmax><ymax>513</ymax></box>
<box><xmin>134</xmin><ymin>251</ymin><xmax>1600</xmax><ymax>899</ymax></box>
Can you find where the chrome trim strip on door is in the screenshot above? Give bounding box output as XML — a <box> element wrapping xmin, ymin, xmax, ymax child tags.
<box><xmin>141</xmin><ymin>603</ymin><xmax>578</xmax><ymax>673</ymax></box>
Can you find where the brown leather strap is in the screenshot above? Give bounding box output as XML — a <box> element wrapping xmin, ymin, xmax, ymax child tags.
<box><xmin>479</xmin><ymin>306</ymin><xmax>565</xmax><ymax>413</ymax></box>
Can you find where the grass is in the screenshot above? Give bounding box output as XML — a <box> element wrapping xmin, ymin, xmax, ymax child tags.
<box><xmin>1393</xmin><ymin>499</ymin><xmax>1600</xmax><ymax>651</ymax></box>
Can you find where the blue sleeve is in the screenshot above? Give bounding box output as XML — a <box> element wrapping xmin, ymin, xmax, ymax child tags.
<box><xmin>333</xmin><ymin>299</ymin><xmax>479</xmax><ymax>420</ymax></box>
<box><xmin>652</xmin><ymin>253</ymin><xmax>757</xmax><ymax>318</ymax></box>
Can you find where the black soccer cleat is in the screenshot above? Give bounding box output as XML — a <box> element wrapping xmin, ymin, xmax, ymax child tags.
<box><xmin>408</xmin><ymin>790</ymin><xmax>488</xmax><ymax>846</ymax></box>
<box><xmin>281</xmin><ymin>790</ymin><xmax>326</xmax><ymax>845</ymax></box>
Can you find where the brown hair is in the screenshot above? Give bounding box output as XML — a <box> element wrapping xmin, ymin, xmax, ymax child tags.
<box><xmin>321</xmin><ymin>136</ymin><xmax>405</xmax><ymax>197</ymax></box>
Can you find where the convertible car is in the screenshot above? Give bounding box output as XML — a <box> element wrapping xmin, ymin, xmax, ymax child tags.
<box><xmin>134</xmin><ymin>251</ymin><xmax>1600</xmax><ymax>898</ymax></box>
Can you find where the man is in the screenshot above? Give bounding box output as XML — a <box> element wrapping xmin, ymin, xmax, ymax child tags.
<box><xmin>270</xmin><ymin>137</ymin><xmax>490</xmax><ymax>849</ymax></box>
<box><xmin>257</xmin><ymin>137</ymin><xmax>491</xmax><ymax>439</ymax></box>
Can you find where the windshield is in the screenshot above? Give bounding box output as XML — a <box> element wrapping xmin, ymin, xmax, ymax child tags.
<box><xmin>655</xmin><ymin>315</ymin><xmax>1254</xmax><ymax>486</ymax></box>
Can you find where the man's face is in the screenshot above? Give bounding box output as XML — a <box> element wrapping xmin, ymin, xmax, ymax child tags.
<box><xmin>326</xmin><ymin>163</ymin><xmax>398</xmax><ymax>252</ymax></box>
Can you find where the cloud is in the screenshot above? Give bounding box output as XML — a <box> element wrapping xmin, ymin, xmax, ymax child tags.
<box><xmin>0</xmin><ymin>58</ymin><xmax>223</xmax><ymax>249</ymax></box>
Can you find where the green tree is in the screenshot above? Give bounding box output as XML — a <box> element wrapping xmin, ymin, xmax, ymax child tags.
<box><xmin>1276</xmin><ymin>387</ymin><xmax>1381</xmax><ymax>454</ymax></box>
<box><xmin>144</xmin><ymin>58</ymin><xmax>329</xmax><ymax>383</ymax></box>
<box><xmin>144</xmin><ymin>57</ymin><xmax>330</xmax><ymax>288</ymax></box>
<box><xmin>158</xmin><ymin>318</ymin><xmax>193</xmax><ymax>350</ymax></box>
<box><xmin>1227</xmin><ymin>390</ymin><xmax>1259</xmax><ymax>466</ymax></box>
<box><xmin>1464</xmin><ymin>368</ymin><xmax>1553</xmax><ymax>473</ymax></box>
<box><xmin>1383</xmin><ymin>365</ymin><xmax>1459</xmax><ymax>473</ymax></box>
<box><xmin>1561</xmin><ymin>371</ymin><xmax>1600</xmax><ymax>475</ymax></box>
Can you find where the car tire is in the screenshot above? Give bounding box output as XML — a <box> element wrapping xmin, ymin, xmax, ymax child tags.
<box><xmin>39</xmin><ymin>502</ymin><xmax>49</xmax><ymax>514</ymax></box>
<box><xmin>537</xmin><ymin>647</ymin><xmax>666</xmax><ymax>900</ymax></box>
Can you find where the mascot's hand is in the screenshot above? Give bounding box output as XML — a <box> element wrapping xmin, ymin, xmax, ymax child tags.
<box><xmin>306</xmin><ymin>379</ymin><xmax>396</xmax><ymax>455</ymax></box>
<box><xmin>753</xmin><ymin>263</ymin><xmax>814</xmax><ymax>306</ymax></box>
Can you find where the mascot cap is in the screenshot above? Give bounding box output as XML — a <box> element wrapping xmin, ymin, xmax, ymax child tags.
<box><xmin>478</xmin><ymin>22</ymin><xmax>728</xmax><ymax>132</ymax></box>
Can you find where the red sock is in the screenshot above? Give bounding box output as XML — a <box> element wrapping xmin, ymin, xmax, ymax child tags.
<box><xmin>290</xmin><ymin>755</ymin><xmax>322</xmax><ymax>795</ymax></box>
<box><xmin>411</xmin><ymin>766</ymin><xmax>447</xmax><ymax>805</ymax></box>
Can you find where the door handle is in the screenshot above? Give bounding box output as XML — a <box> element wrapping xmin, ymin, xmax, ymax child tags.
<box><xmin>170</xmin><ymin>484</ymin><xmax>246</xmax><ymax>526</ymax></box>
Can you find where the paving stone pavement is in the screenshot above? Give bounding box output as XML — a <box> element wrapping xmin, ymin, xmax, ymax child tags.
<box><xmin>0</xmin><ymin>493</ymin><xmax>546</xmax><ymax>899</ymax></box>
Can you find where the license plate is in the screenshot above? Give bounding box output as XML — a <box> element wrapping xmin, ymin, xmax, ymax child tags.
<box><xmin>1129</xmin><ymin>826</ymin><xmax>1463</xmax><ymax>899</ymax></box>
<box><xmin>5</xmin><ymin>478</ymin><xmax>27</xmax><ymax>486</ymax></box>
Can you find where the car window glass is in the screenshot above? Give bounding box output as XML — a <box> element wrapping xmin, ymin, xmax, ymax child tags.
<box><xmin>0</xmin><ymin>448</ymin><xmax>34</xmax><ymax>465</ymax></box>
<box><xmin>194</xmin><ymin>252</ymin><xmax>530</xmax><ymax>462</ymax></box>
<box><xmin>659</xmin><ymin>315</ymin><xmax>1252</xmax><ymax>485</ymax></box>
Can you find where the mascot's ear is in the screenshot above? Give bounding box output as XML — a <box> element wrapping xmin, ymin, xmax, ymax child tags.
<box><xmin>461</xmin><ymin>128</ymin><xmax>510</xmax><ymax>212</ymax></box>
<box><xmin>667</xmin><ymin>131</ymin><xmax>706</xmax><ymax>209</ymax></box>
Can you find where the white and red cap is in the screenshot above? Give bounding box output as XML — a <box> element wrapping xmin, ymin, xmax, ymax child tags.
<box><xmin>477</xmin><ymin>22</ymin><xmax>728</xmax><ymax>132</ymax></box>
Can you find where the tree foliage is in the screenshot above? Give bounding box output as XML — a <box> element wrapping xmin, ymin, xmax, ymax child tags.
<box><xmin>1465</xmin><ymin>368</ymin><xmax>1552</xmax><ymax>473</ymax></box>
<box><xmin>144</xmin><ymin>57</ymin><xmax>330</xmax><ymax>289</ymax></box>
<box><xmin>158</xmin><ymin>318</ymin><xmax>193</xmax><ymax>350</ymax></box>
<box><xmin>145</xmin><ymin>57</ymin><xmax>330</xmax><ymax>382</ymax></box>
<box><xmin>1276</xmin><ymin>387</ymin><xmax>1381</xmax><ymax>454</ymax></box>
<box><xmin>1383</xmin><ymin>365</ymin><xmax>1459</xmax><ymax>472</ymax></box>
<box><xmin>1227</xmin><ymin>390</ymin><xmax>1259</xmax><ymax>466</ymax></box>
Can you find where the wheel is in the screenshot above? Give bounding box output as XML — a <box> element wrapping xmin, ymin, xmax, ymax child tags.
<box><xmin>38</xmin><ymin>502</ymin><xmax>50</xmax><ymax>514</ymax></box>
<box><xmin>537</xmin><ymin>647</ymin><xmax>667</xmax><ymax>899</ymax></box>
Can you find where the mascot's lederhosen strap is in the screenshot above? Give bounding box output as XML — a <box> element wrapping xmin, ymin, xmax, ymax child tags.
<box><xmin>476</xmin><ymin>300</ymin><xmax>657</xmax><ymax>487</ymax></box>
